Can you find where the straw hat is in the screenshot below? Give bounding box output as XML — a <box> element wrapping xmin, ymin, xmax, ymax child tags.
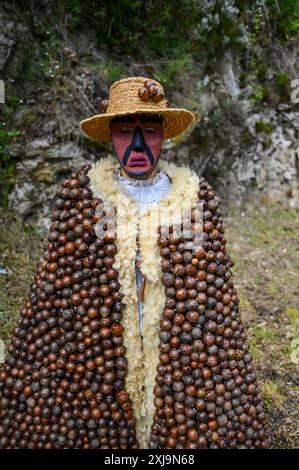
<box><xmin>79</xmin><ymin>76</ymin><xmax>196</xmax><ymax>142</ymax></box>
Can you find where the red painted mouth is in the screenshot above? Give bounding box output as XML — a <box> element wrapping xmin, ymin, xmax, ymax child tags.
<box><xmin>128</xmin><ymin>152</ymin><xmax>148</xmax><ymax>167</ymax></box>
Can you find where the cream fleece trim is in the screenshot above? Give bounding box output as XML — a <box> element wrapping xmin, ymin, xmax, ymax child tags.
<box><xmin>88</xmin><ymin>155</ymin><xmax>199</xmax><ymax>448</ymax></box>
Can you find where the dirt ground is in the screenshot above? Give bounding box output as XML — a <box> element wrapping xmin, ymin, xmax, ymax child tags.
<box><xmin>0</xmin><ymin>192</ymin><xmax>298</xmax><ymax>448</ymax></box>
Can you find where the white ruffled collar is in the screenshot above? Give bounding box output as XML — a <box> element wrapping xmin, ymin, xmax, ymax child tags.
<box><xmin>113</xmin><ymin>166</ymin><xmax>172</xmax><ymax>209</ymax></box>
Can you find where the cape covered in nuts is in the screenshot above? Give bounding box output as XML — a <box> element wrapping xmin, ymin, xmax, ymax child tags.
<box><xmin>0</xmin><ymin>156</ymin><xmax>270</xmax><ymax>449</ymax></box>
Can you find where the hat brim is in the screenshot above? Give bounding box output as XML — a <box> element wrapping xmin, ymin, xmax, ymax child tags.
<box><xmin>79</xmin><ymin>108</ymin><xmax>197</xmax><ymax>142</ymax></box>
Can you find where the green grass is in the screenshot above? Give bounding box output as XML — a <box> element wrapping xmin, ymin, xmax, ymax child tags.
<box><xmin>0</xmin><ymin>209</ymin><xmax>43</xmax><ymax>343</ymax></box>
<box><xmin>260</xmin><ymin>380</ymin><xmax>285</xmax><ymax>410</ymax></box>
<box><xmin>225</xmin><ymin>194</ymin><xmax>299</xmax><ymax>447</ymax></box>
<box><xmin>261</xmin><ymin>380</ymin><xmax>285</xmax><ymax>410</ymax></box>
<box><xmin>285</xmin><ymin>307</ymin><xmax>299</xmax><ymax>327</ymax></box>
<box><xmin>250</xmin><ymin>325</ymin><xmax>279</xmax><ymax>343</ymax></box>
<box><xmin>266</xmin><ymin>285</ymin><xmax>279</xmax><ymax>295</ymax></box>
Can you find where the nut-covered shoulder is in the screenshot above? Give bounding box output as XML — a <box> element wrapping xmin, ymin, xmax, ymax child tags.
<box><xmin>197</xmin><ymin>176</ymin><xmax>222</xmax><ymax>213</ymax></box>
<box><xmin>51</xmin><ymin>164</ymin><xmax>103</xmax><ymax>225</ymax></box>
<box><xmin>197</xmin><ymin>176</ymin><xmax>226</xmax><ymax>246</ymax></box>
<box><xmin>54</xmin><ymin>163</ymin><xmax>92</xmax><ymax>200</ymax></box>
<box><xmin>196</xmin><ymin>175</ymin><xmax>237</xmax><ymax>274</ymax></box>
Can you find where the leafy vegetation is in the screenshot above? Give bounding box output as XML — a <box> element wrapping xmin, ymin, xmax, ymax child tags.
<box><xmin>11</xmin><ymin>1</ymin><xmax>299</xmax><ymax>68</ymax></box>
<box><xmin>65</xmin><ymin>0</ymin><xmax>247</xmax><ymax>59</ymax></box>
<box><xmin>0</xmin><ymin>124</ymin><xmax>21</xmax><ymax>207</ymax></box>
<box><xmin>239</xmin><ymin>0</ymin><xmax>299</xmax><ymax>42</ymax></box>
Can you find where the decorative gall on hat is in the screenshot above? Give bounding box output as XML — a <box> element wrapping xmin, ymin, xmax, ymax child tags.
<box><xmin>80</xmin><ymin>76</ymin><xmax>197</xmax><ymax>142</ymax></box>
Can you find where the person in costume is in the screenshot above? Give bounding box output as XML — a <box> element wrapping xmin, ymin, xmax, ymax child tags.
<box><xmin>0</xmin><ymin>77</ymin><xmax>270</xmax><ymax>449</ymax></box>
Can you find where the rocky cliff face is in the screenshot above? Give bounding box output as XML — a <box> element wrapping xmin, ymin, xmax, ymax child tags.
<box><xmin>1</xmin><ymin>5</ymin><xmax>298</xmax><ymax>233</ymax></box>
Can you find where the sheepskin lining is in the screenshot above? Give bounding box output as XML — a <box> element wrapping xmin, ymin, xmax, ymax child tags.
<box><xmin>88</xmin><ymin>155</ymin><xmax>199</xmax><ymax>448</ymax></box>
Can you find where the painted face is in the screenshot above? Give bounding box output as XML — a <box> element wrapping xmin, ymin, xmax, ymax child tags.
<box><xmin>109</xmin><ymin>113</ymin><xmax>164</xmax><ymax>179</ymax></box>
